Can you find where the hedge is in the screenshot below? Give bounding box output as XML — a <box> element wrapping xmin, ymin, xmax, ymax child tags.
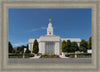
<box><xmin>9</xmin><ymin>53</ymin><xmax>34</xmax><ymax>58</ymax></box>
<box><xmin>65</xmin><ymin>53</ymin><xmax>91</xmax><ymax>58</ymax></box>
<box><xmin>25</xmin><ymin>53</ymin><xmax>34</xmax><ymax>57</ymax></box>
<box><xmin>41</xmin><ymin>54</ymin><xmax>59</xmax><ymax>58</ymax></box>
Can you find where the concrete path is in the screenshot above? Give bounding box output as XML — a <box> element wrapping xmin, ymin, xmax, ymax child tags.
<box><xmin>8</xmin><ymin>58</ymin><xmax>91</xmax><ymax>64</ymax></box>
<box><xmin>59</xmin><ymin>55</ymin><xmax>69</xmax><ymax>58</ymax></box>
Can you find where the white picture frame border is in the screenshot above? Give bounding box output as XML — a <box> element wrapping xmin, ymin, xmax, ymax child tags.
<box><xmin>0</xmin><ymin>0</ymin><xmax>99</xmax><ymax>72</ymax></box>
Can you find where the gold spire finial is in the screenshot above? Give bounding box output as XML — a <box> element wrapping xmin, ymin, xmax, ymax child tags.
<box><xmin>49</xmin><ymin>18</ymin><xmax>51</xmax><ymax>23</ymax></box>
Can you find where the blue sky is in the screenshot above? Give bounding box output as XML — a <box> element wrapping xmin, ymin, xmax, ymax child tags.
<box><xmin>8</xmin><ymin>8</ymin><xmax>91</xmax><ymax>47</ymax></box>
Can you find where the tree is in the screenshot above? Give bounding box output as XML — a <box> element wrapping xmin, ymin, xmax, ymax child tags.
<box><xmin>66</xmin><ymin>40</ymin><xmax>71</xmax><ymax>53</ymax></box>
<box><xmin>88</xmin><ymin>36</ymin><xmax>92</xmax><ymax>49</ymax></box>
<box><xmin>12</xmin><ymin>49</ymin><xmax>15</xmax><ymax>53</ymax></box>
<box><xmin>8</xmin><ymin>41</ymin><xmax>13</xmax><ymax>53</ymax></box>
<box><xmin>33</xmin><ymin>39</ymin><xmax>39</xmax><ymax>54</ymax></box>
<box><xmin>25</xmin><ymin>44</ymin><xmax>31</xmax><ymax>53</ymax></box>
<box><xmin>61</xmin><ymin>40</ymin><xmax>67</xmax><ymax>52</ymax></box>
<box><xmin>79</xmin><ymin>39</ymin><xmax>88</xmax><ymax>53</ymax></box>
<box><xmin>16</xmin><ymin>45</ymin><xmax>26</xmax><ymax>53</ymax></box>
<box><xmin>70</xmin><ymin>42</ymin><xmax>79</xmax><ymax>52</ymax></box>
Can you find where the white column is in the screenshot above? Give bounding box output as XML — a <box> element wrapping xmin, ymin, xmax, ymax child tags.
<box><xmin>77</xmin><ymin>42</ymin><xmax>80</xmax><ymax>46</ymax></box>
<box><xmin>29</xmin><ymin>43</ymin><xmax>33</xmax><ymax>53</ymax></box>
<box><xmin>40</xmin><ymin>42</ymin><xmax>45</xmax><ymax>54</ymax></box>
<box><xmin>55</xmin><ymin>42</ymin><xmax>60</xmax><ymax>55</ymax></box>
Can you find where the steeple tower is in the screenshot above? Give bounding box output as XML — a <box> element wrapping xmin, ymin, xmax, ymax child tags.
<box><xmin>47</xmin><ymin>19</ymin><xmax>53</xmax><ymax>35</ymax></box>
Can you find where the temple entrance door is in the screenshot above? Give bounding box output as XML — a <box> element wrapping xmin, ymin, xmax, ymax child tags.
<box><xmin>45</xmin><ymin>42</ymin><xmax>55</xmax><ymax>55</ymax></box>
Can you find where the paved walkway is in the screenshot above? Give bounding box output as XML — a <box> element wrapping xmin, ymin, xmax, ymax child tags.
<box><xmin>59</xmin><ymin>55</ymin><xmax>69</xmax><ymax>58</ymax></box>
<box><xmin>8</xmin><ymin>58</ymin><xmax>91</xmax><ymax>64</ymax></box>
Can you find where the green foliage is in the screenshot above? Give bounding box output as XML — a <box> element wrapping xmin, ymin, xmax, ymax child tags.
<box><xmin>65</xmin><ymin>53</ymin><xmax>91</xmax><ymax>58</ymax></box>
<box><xmin>70</xmin><ymin>42</ymin><xmax>79</xmax><ymax>52</ymax></box>
<box><xmin>52</xmin><ymin>54</ymin><xmax>59</xmax><ymax>57</ymax></box>
<box><xmin>12</xmin><ymin>49</ymin><xmax>15</xmax><ymax>53</ymax></box>
<box><xmin>25</xmin><ymin>53</ymin><xmax>34</xmax><ymax>57</ymax></box>
<box><xmin>9</xmin><ymin>53</ymin><xmax>34</xmax><ymax>58</ymax></box>
<box><xmin>65</xmin><ymin>54</ymin><xmax>75</xmax><ymax>58</ymax></box>
<box><xmin>16</xmin><ymin>50</ymin><xmax>20</xmax><ymax>53</ymax></box>
<box><xmin>61</xmin><ymin>40</ymin><xmax>67</xmax><ymax>52</ymax></box>
<box><xmin>77</xmin><ymin>53</ymin><xmax>91</xmax><ymax>58</ymax></box>
<box><xmin>25</xmin><ymin>44</ymin><xmax>31</xmax><ymax>53</ymax></box>
<box><xmin>52</xmin><ymin>54</ymin><xmax>56</xmax><ymax>56</ymax></box>
<box><xmin>9</xmin><ymin>53</ymin><xmax>23</xmax><ymax>57</ymax></box>
<box><xmin>66</xmin><ymin>40</ymin><xmax>71</xmax><ymax>52</ymax></box>
<box><xmin>8</xmin><ymin>41</ymin><xmax>13</xmax><ymax>53</ymax></box>
<box><xmin>79</xmin><ymin>39</ymin><xmax>88</xmax><ymax>52</ymax></box>
<box><xmin>33</xmin><ymin>39</ymin><xmax>39</xmax><ymax>54</ymax></box>
<box><xmin>44</xmin><ymin>53</ymin><xmax>48</xmax><ymax>56</ymax></box>
<box><xmin>41</xmin><ymin>54</ymin><xmax>59</xmax><ymax>58</ymax></box>
<box><xmin>16</xmin><ymin>45</ymin><xmax>26</xmax><ymax>53</ymax></box>
<box><xmin>77</xmin><ymin>53</ymin><xmax>91</xmax><ymax>56</ymax></box>
<box><xmin>41</xmin><ymin>54</ymin><xmax>48</xmax><ymax>57</ymax></box>
<box><xmin>88</xmin><ymin>36</ymin><xmax>92</xmax><ymax>49</ymax></box>
<box><xmin>65</xmin><ymin>54</ymin><xmax>70</xmax><ymax>57</ymax></box>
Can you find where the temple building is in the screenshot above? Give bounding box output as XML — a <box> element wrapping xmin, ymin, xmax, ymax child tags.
<box><xmin>28</xmin><ymin>19</ymin><xmax>81</xmax><ymax>55</ymax></box>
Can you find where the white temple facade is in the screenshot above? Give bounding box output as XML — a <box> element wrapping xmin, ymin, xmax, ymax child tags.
<box><xmin>28</xmin><ymin>19</ymin><xmax>81</xmax><ymax>55</ymax></box>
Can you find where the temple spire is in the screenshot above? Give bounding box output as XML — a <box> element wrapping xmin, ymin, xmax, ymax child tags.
<box><xmin>47</xmin><ymin>18</ymin><xmax>53</xmax><ymax>35</ymax></box>
<box><xmin>49</xmin><ymin>18</ymin><xmax>51</xmax><ymax>23</ymax></box>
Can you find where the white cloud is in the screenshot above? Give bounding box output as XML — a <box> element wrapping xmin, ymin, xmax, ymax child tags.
<box><xmin>31</xmin><ymin>28</ymin><xmax>39</xmax><ymax>32</ymax></box>
<box><xmin>41</xmin><ymin>27</ymin><xmax>47</xmax><ymax>29</ymax></box>
<box><xmin>31</xmin><ymin>26</ymin><xmax>47</xmax><ymax>32</ymax></box>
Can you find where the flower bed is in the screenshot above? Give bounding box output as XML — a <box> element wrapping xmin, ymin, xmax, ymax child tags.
<box><xmin>40</xmin><ymin>54</ymin><xmax>59</xmax><ymax>58</ymax></box>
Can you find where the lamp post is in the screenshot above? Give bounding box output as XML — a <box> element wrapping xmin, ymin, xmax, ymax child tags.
<box><xmin>23</xmin><ymin>48</ymin><xmax>26</xmax><ymax>58</ymax></box>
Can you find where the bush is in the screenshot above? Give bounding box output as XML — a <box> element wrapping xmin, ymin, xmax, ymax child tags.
<box><xmin>44</xmin><ymin>54</ymin><xmax>48</xmax><ymax>56</ymax></box>
<box><xmin>38</xmin><ymin>53</ymin><xmax>42</xmax><ymax>55</ymax></box>
<box><xmin>52</xmin><ymin>54</ymin><xmax>56</xmax><ymax>56</ymax></box>
<box><xmin>65</xmin><ymin>53</ymin><xmax>91</xmax><ymax>58</ymax></box>
<box><xmin>25</xmin><ymin>53</ymin><xmax>34</xmax><ymax>57</ymax></box>
<box><xmin>9</xmin><ymin>53</ymin><xmax>23</xmax><ymax>56</ymax></box>
<box><xmin>9</xmin><ymin>53</ymin><xmax>23</xmax><ymax>58</ymax></box>
<box><xmin>77</xmin><ymin>53</ymin><xmax>91</xmax><ymax>58</ymax></box>
<box><xmin>65</xmin><ymin>54</ymin><xmax>70</xmax><ymax>57</ymax></box>
<box><xmin>40</xmin><ymin>54</ymin><xmax>59</xmax><ymax>58</ymax></box>
<box><xmin>52</xmin><ymin>54</ymin><xmax>59</xmax><ymax>57</ymax></box>
<box><xmin>9</xmin><ymin>53</ymin><xmax>34</xmax><ymax>58</ymax></box>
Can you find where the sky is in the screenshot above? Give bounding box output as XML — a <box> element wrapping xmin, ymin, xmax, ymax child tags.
<box><xmin>8</xmin><ymin>8</ymin><xmax>91</xmax><ymax>48</ymax></box>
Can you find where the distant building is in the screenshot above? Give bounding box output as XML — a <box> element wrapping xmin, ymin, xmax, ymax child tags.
<box><xmin>28</xmin><ymin>19</ymin><xmax>81</xmax><ymax>55</ymax></box>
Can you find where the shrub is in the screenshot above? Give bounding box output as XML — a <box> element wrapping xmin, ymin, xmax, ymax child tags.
<box><xmin>9</xmin><ymin>53</ymin><xmax>34</xmax><ymax>58</ymax></box>
<box><xmin>65</xmin><ymin>54</ymin><xmax>75</xmax><ymax>58</ymax></box>
<box><xmin>52</xmin><ymin>54</ymin><xmax>56</xmax><ymax>56</ymax></box>
<box><xmin>44</xmin><ymin>54</ymin><xmax>48</xmax><ymax>56</ymax></box>
<box><xmin>65</xmin><ymin>53</ymin><xmax>91</xmax><ymax>58</ymax></box>
<box><xmin>9</xmin><ymin>53</ymin><xmax>23</xmax><ymax>58</ymax></box>
<box><xmin>77</xmin><ymin>53</ymin><xmax>91</xmax><ymax>58</ymax></box>
<box><xmin>65</xmin><ymin>54</ymin><xmax>70</xmax><ymax>57</ymax></box>
<box><xmin>40</xmin><ymin>54</ymin><xmax>59</xmax><ymax>58</ymax></box>
<box><xmin>25</xmin><ymin>53</ymin><xmax>34</xmax><ymax>57</ymax></box>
